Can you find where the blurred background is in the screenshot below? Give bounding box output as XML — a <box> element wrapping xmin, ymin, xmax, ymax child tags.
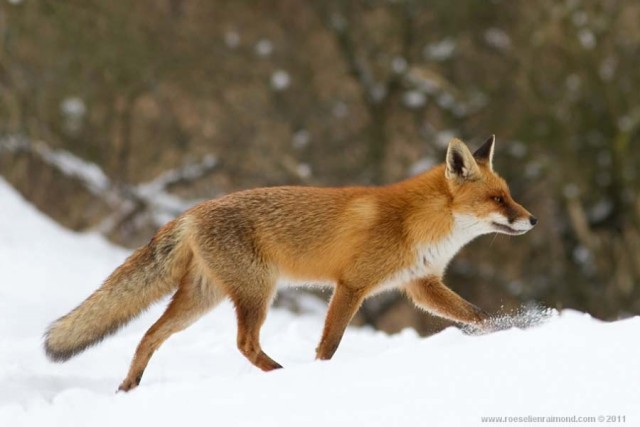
<box><xmin>2</xmin><ymin>0</ymin><xmax>639</xmax><ymax>335</ymax></box>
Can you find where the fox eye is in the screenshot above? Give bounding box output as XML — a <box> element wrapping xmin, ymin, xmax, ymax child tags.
<box><xmin>493</xmin><ymin>196</ymin><xmax>504</xmax><ymax>204</ymax></box>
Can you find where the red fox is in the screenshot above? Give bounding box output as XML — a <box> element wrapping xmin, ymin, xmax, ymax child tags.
<box><xmin>44</xmin><ymin>136</ymin><xmax>536</xmax><ymax>391</ymax></box>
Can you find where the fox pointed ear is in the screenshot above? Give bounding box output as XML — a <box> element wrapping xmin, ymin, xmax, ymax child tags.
<box><xmin>473</xmin><ymin>135</ymin><xmax>495</xmax><ymax>170</ymax></box>
<box><xmin>445</xmin><ymin>139</ymin><xmax>481</xmax><ymax>182</ymax></box>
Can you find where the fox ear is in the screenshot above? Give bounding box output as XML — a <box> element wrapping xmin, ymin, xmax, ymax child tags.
<box><xmin>473</xmin><ymin>135</ymin><xmax>495</xmax><ymax>171</ymax></box>
<box><xmin>445</xmin><ymin>139</ymin><xmax>481</xmax><ymax>182</ymax></box>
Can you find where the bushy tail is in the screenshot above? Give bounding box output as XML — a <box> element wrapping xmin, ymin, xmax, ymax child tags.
<box><xmin>44</xmin><ymin>218</ymin><xmax>191</xmax><ymax>362</ymax></box>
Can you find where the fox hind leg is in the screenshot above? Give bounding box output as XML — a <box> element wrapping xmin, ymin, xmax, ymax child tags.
<box><xmin>118</xmin><ymin>271</ymin><xmax>225</xmax><ymax>392</ymax></box>
<box><xmin>229</xmin><ymin>280</ymin><xmax>282</xmax><ymax>371</ymax></box>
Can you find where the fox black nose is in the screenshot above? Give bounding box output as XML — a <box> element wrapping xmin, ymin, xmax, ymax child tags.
<box><xmin>529</xmin><ymin>216</ymin><xmax>538</xmax><ymax>226</ymax></box>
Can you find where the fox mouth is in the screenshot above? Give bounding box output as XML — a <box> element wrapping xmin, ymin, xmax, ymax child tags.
<box><xmin>491</xmin><ymin>222</ymin><xmax>528</xmax><ymax>236</ymax></box>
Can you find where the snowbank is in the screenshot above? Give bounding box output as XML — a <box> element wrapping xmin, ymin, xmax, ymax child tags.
<box><xmin>0</xmin><ymin>178</ymin><xmax>638</xmax><ymax>426</ymax></box>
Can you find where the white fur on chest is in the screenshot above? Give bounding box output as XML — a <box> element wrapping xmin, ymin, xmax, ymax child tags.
<box><xmin>377</xmin><ymin>214</ymin><xmax>491</xmax><ymax>292</ymax></box>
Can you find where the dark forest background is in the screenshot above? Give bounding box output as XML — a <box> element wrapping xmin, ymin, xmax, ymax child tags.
<box><xmin>2</xmin><ymin>0</ymin><xmax>640</xmax><ymax>334</ymax></box>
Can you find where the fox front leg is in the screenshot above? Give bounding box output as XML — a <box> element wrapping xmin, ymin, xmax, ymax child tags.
<box><xmin>405</xmin><ymin>276</ymin><xmax>489</xmax><ymax>328</ymax></box>
<box><xmin>316</xmin><ymin>285</ymin><xmax>365</xmax><ymax>360</ymax></box>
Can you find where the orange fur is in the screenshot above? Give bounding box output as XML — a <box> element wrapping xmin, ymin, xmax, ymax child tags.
<box><xmin>43</xmin><ymin>137</ymin><xmax>536</xmax><ymax>391</ymax></box>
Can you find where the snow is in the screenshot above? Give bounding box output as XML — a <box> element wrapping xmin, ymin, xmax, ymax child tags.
<box><xmin>369</xmin><ymin>83</ymin><xmax>387</xmax><ymax>103</ymax></box>
<box><xmin>436</xmin><ymin>92</ymin><xmax>456</xmax><ymax>109</ymax></box>
<box><xmin>255</xmin><ymin>38</ymin><xmax>273</xmax><ymax>57</ymax></box>
<box><xmin>424</xmin><ymin>38</ymin><xmax>456</xmax><ymax>61</ymax></box>
<box><xmin>270</xmin><ymin>70</ymin><xmax>291</xmax><ymax>91</ymax></box>
<box><xmin>60</xmin><ymin>97</ymin><xmax>86</xmax><ymax>119</ymax></box>
<box><xmin>599</xmin><ymin>56</ymin><xmax>617</xmax><ymax>82</ymax></box>
<box><xmin>0</xmin><ymin>177</ymin><xmax>639</xmax><ymax>426</ymax></box>
<box><xmin>435</xmin><ymin>129</ymin><xmax>458</xmax><ymax>149</ymax></box>
<box><xmin>224</xmin><ymin>31</ymin><xmax>240</xmax><ymax>49</ymax></box>
<box><xmin>391</xmin><ymin>56</ymin><xmax>408</xmax><ymax>74</ymax></box>
<box><xmin>291</xmin><ymin>129</ymin><xmax>310</xmax><ymax>149</ymax></box>
<box><xmin>508</xmin><ymin>141</ymin><xmax>528</xmax><ymax>159</ymax></box>
<box><xmin>409</xmin><ymin>157</ymin><xmax>436</xmax><ymax>176</ymax></box>
<box><xmin>296</xmin><ymin>163</ymin><xmax>311</xmax><ymax>179</ymax></box>
<box><xmin>484</xmin><ymin>28</ymin><xmax>511</xmax><ymax>51</ymax></box>
<box><xmin>578</xmin><ymin>29</ymin><xmax>596</xmax><ymax>50</ymax></box>
<box><xmin>136</xmin><ymin>154</ymin><xmax>218</xmax><ymax>223</ymax></box>
<box><xmin>403</xmin><ymin>90</ymin><xmax>427</xmax><ymax>109</ymax></box>
<box><xmin>571</xmin><ymin>11</ymin><xmax>589</xmax><ymax>27</ymax></box>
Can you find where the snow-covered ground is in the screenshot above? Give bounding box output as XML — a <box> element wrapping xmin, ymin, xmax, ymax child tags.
<box><xmin>1</xmin><ymin>177</ymin><xmax>638</xmax><ymax>426</ymax></box>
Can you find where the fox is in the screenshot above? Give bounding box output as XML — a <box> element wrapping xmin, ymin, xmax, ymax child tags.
<box><xmin>44</xmin><ymin>136</ymin><xmax>537</xmax><ymax>391</ymax></box>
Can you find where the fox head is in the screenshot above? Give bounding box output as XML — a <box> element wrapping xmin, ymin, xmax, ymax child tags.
<box><xmin>444</xmin><ymin>136</ymin><xmax>537</xmax><ymax>236</ymax></box>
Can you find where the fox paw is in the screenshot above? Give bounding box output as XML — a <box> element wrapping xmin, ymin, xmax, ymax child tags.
<box><xmin>117</xmin><ymin>376</ymin><xmax>141</xmax><ymax>393</ymax></box>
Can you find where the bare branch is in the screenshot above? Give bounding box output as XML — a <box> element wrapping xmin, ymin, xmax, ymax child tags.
<box><xmin>0</xmin><ymin>135</ymin><xmax>219</xmax><ymax>235</ymax></box>
<box><xmin>0</xmin><ymin>135</ymin><xmax>111</xmax><ymax>197</ymax></box>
